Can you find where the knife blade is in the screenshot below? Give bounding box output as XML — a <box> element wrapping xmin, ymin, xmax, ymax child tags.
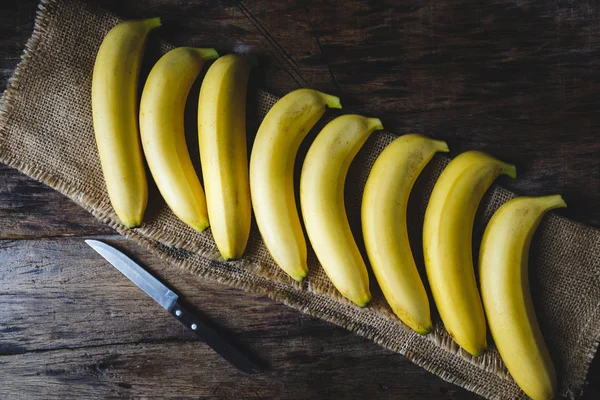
<box><xmin>85</xmin><ymin>239</ymin><xmax>262</xmax><ymax>374</ymax></box>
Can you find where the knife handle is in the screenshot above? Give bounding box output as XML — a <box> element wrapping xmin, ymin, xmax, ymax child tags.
<box><xmin>168</xmin><ymin>301</ymin><xmax>262</xmax><ymax>374</ymax></box>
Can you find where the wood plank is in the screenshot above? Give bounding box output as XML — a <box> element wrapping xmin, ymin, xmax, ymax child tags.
<box><xmin>0</xmin><ymin>0</ymin><xmax>36</xmax><ymax>89</ymax></box>
<box><xmin>0</xmin><ymin>165</ymin><xmax>113</xmax><ymax>238</ymax></box>
<box><xmin>0</xmin><ymin>341</ymin><xmax>473</xmax><ymax>399</ymax></box>
<box><xmin>0</xmin><ymin>236</ymin><xmax>476</xmax><ymax>399</ymax></box>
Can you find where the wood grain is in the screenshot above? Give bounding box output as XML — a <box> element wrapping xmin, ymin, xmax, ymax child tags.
<box><xmin>0</xmin><ymin>165</ymin><xmax>113</xmax><ymax>238</ymax></box>
<box><xmin>1</xmin><ymin>0</ymin><xmax>599</xmax><ymax>398</ymax></box>
<box><xmin>0</xmin><ymin>237</ymin><xmax>475</xmax><ymax>399</ymax></box>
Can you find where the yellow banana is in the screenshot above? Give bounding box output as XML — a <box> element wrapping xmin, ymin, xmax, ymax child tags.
<box><xmin>198</xmin><ymin>55</ymin><xmax>253</xmax><ymax>260</ymax></box>
<box><xmin>480</xmin><ymin>195</ymin><xmax>565</xmax><ymax>400</ymax></box>
<box><xmin>362</xmin><ymin>134</ymin><xmax>448</xmax><ymax>333</ymax></box>
<box><xmin>423</xmin><ymin>150</ymin><xmax>516</xmax><ymax>356</ymax></box>
<box><xmin>300</xmin><ymin>115</ymin><xmax>383</xmax><ymax>306</ymax></box>
<box><xmin>139</xmin><ymin>47</ymin><xmax>218</xmax><ymax>232</ymax></box>
<box><xmin>249</xmin><ymin>89</ymin><xmax>341</xmax><ymax>281</ymax></box>
<box><xmin>92</xmin><ymin>18</ymin><xmax>160</xmax><ymax>227</ymax></box>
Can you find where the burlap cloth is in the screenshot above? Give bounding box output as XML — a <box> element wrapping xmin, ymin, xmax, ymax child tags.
<box><xmin>1</xmin><ymin>0</ymin><xmax>599</xmax><ymax>398</ymax></box>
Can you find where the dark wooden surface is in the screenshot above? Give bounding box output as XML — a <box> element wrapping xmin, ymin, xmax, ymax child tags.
<box><xmin>1</xmin><ymin>0</ymin><xmax>599</xmax><ymax>398</ymax></box>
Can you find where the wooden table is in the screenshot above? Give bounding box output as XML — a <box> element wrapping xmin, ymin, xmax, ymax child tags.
<box><xmin>1</xmin><ymin>0</ymin><xmax>599</xmax><ymax>398</ymax></box>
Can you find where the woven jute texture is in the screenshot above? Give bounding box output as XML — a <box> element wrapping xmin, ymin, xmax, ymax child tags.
<box><xmin>1</xmin><ymin>0</ymin><xmax>600</xmax><ymax>398</ymax></box>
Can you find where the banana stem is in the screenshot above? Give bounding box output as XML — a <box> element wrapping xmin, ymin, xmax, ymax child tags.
<box><xmin>188</xmin><ymin>47</ymin><xmax>219</xmax><ymax>61</ymax></box>
<box><xmin>142</xmin><ymin>17</ymin><xmax>162</xmax><ymax>30</ymax></box>
<box><xmin>501</xmin><ymin>163</ymin><xmax>517</xmax><ymax>179</ymax></box>
<box><xmin>321</xmin><ymin>93</ymin><xmax>342</xmax><ymax>109</ymax></box>
<box><xmin>367</xmin><ymin>118</ymin><xmax>384</xmax><ymax>131</ymax></box>
<box><xmin>537</xmin><ymin>194</ymin><xmax>567</xmax><ymax>210</ymax></box>
<box><xmin>432</xmin><ymin>139</ymin><xmax>450</xmax><ymax>153</ymax></box>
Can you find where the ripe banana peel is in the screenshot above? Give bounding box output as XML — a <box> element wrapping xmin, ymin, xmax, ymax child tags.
<box><xmin>480</xmin><ymin>195</ymin><xmax>565</xmax><ymax>400</ymax></box>
<box><xmin>249</xmin><ymin>89</ymin><xmax>341</xmax><ymax>281</ymax></box>
<box><xmin>362</xmin><ymin>134</ymin><xmax>448</xmax><ymax>333</ymax></box>
<box><xmin>139</xmin><ymin>47</ymin><xmax>219</xmax><ymax>232</ymax></box>
<box><xmin>198</xmin><ymin>55</ymin><xmax>253</xmax><ymax>260</ymax></box>
<box><xmin>423</xmin><ymin>150</ymin><xmax>516</xmax><ymax>356</ymax></box>
<box><xmin>301</xmin><ymin>115</ymin><xmax>383</xmax><ymax>306</ymax></box>
<box><xmin>92</xmin><ymin>18</ymin><xmax>160</xmax><ymax>227</ymax></box>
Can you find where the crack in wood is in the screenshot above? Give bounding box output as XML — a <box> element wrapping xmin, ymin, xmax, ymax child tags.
<box><xmin>236</xmin><ymin>0</ymin><xmax>309</xmax><ymax>87</ymax></box>
<box><xmin>304</xmin><ymin>5</ymin><xmax>340</xmax><ymax>93</ymax></box>
<box><xmin>0</xmin><ymin>337</ymin><xmax>202</xmax><ymax>357</ymax></box>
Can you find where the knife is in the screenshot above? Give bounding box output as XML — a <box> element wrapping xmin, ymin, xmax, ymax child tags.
<box><xmin>85</xmin><ymin>239</ymin><xmax>262</xmax><ymax>374</ymax></box>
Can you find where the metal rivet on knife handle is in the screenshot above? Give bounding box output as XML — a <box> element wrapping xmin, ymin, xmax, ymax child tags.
<box><xmin>85</xmin><ymin>239</ymin><xmax>263</xmax><ymax>374</ymax></box>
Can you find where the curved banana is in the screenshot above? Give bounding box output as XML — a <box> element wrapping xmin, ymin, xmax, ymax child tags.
<box><xmin>480</xmin><ymin>195</ymin><xmax>565</xmax><ymax>400</ymax></box>
<box><xmin>249</xmin><ymin>89</ymin><xmax>341</xmax><ymax>281</ymax></box>
<box><xmin>92</xmin><ymin>18</ymin><xmax>161</xmax><ymax>227</ymax></box>
<box><xmin>198</xmin><ymin>55</ymin><xmax>253</xmax><ymax>260</ymax></box>
<box><xmin>300</xmin><ymin>115</ymin><xmax>383</xmax><ymax>306</ymax></box>
<box><xmin>362</xmin><ymin>134</ymin><xmax>448</xmax><ymax>333</ymax></box>
<box><xmin>139</xmin><ymin>47</ymin><xmax>219</xmax><ymax>232</ymax></box>
<box><xmin>423</xmin><ymin>150</ymin><xmax>516</xmax><ymax>356</ymax></box>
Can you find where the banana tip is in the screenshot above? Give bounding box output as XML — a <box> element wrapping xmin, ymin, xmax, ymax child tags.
<box><xmin>221</xmin><ymin>254</ymin><xmax>237</xmax><ymax>262</ymax></box>
<box><xmin>289</xmin><ymin>268</ymin><xmax>308</xmax><ymax>282</ymax></box>
<box><xmin>191</xmin><ymin>221</ymin><xmax>210</xmax><ymax>233</ymax></box>
<box><xmin>119</xmin><ymin>214</ymin><xmax>143</xmax><ymax>228</ymax></box>
<box><xmin>417</xmin><ymin>325</ymin><xmax>434</xmax><ymax>335</ymax></box>
<box><xmin>122</xmin><ymin>222</ymin><xmax>142</xmax><ymax>229</ymax></box>
<box><xmin>469</xmin><ymin>345</ymin><xmax>488</xmax><ymax>358</ymax></box>
<box><xmin>353</xmin><ymin>294</ymin><xmax>372</xmax><ymax>308</ymax></box>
